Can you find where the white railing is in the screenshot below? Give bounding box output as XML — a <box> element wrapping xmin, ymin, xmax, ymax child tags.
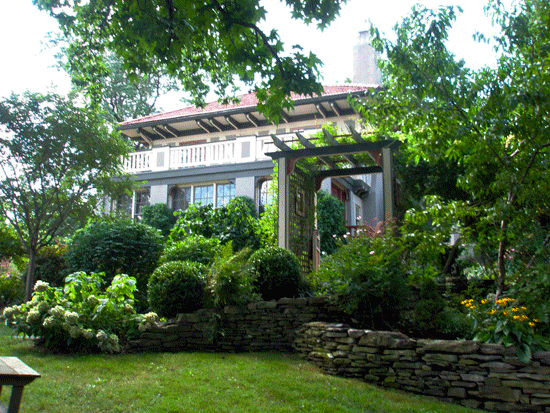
<box><xmin>123</xmin><ymin>135</ymin><xmax>279</xmax><ymax>174</ymax></box>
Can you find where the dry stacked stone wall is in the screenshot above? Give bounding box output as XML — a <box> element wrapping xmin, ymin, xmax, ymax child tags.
<box><xmin>127</xmin><ymin>297</ymin><xmax>336</xmax><ymax>353</ymax></box>
<box><xmin>295</xmin><ymin>322</ymin><xmax>550</xmax><ymax>413</ymax></box>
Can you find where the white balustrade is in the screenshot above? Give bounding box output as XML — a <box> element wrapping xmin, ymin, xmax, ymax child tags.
<box><xmin>123</xmin><ymin>136</ymin><xmax>278</xmax><ymax>173</ymax></box>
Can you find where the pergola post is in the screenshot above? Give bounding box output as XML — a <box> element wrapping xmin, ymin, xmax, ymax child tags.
<box><xmin>382</xmin><ymin>146</ymin><xmax>394</xmax><ymax>220</ymax></box>
<box><xmin>277</xmin><ymin>158</ymin><xmax>290</xmax><ymax>249</ymax></box>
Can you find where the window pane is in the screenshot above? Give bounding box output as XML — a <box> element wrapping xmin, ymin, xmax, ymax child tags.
<box><xmin>260</xmin><ymin>180</ymin><xmax>273</xmax><ymax>206</ymax></box>
<box><xmin>216</xmin><ymin>183</ymin><xmax>235</xmax><ymax>207</ymax></box>
<box><xmin>194</xmin><ymin>185</ymin><xmax>213</xmax><ymax>205</ymax></box>
<box><xmin>134</xmin><ymin>190</ymin><xmax>150</xmax><ymax>219</ymax></box>
<box><xmin>172</xmin><ymin>187</ymin><xmax>191</xmax><ymax>212</ymax></box>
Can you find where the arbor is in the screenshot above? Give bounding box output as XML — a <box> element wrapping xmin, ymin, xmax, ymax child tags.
<box><xmin>33</xmin><ymin>0</ymin><xmax>343</xmax><ymax>121</ymax></box>
<box><xmin>357</xmin><ymin>0</ymin><xmax>550</xmax><ymax>296</ymax></box>
<box><xmin>0</xmin><ymin>92</ymin><xmax>132</xmax><ymax>300</ymax></box>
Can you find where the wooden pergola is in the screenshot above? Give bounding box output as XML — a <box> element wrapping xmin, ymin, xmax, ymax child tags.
<box><xmin>266</xmin><ymin>127</ymin><xmax>401</xmax><ymax>272</ymax></box>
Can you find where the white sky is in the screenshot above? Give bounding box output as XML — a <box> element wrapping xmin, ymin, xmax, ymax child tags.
<box><xmin>0</xmin><ymin>0</ymin><xmax>501</xmax><ymax>111</ymax></box>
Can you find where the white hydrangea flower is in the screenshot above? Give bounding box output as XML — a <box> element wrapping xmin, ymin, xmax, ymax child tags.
<box><xmin>82</xmin><ymin>329</ymin><xmax>94</xmax><ymax>340</ymax></box>
<box><xmin>64</xmin><ymin>311</ymin><xmax>79</xmax><ymax>324</ymax></box>
<box><xmin>42</xmin><ymin>316</ymin><xmax>56</xmax><ymax>328</ymax></box>
<box><xmin>144</xmin><ymin>312</ymin><xmax>159</xmax><ymax>324</ymax></box>
<box><xmin>26</xmin><ymin>309</ymin><xmax>41</xmax><ymax>324</ymax></box>
<box><xmin>50</xmin><ymin>306</ymin><xmax>65</xmax><ymax>318</ymax></box>
<box><xmin>33</xmin><ymin>280</ymin><xmax>49</xmax><ymax>293</ymax></box>
<box><xmin>96</xmin><ymin>330</ymin><xmax>108</xmax><ymax>341</ymax></box>
<box><xmin>37</xmin><ymin>301</ymin><xmax>50</xmax><ymax>313</ymax></box>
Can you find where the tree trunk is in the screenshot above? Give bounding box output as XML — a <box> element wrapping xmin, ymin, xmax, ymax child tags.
<box><xmin>25</xmin><ymin>249</ymin><xmax>37</xmax><ymax>302</ymax></box>
<box><xmin>496</xmin><ymin>219</ymin><xmax>508</xmax><ymax>300</ymax></box>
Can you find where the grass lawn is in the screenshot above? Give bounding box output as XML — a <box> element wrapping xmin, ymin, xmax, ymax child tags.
<box><xmin>0</xmin><ymin>324</ymin><xmax>482</xmax><ymax>413</ymax></box>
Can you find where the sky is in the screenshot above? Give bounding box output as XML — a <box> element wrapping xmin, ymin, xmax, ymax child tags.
<box><xmin>0</xmin><ymin>0</ymin><xmax>501</xmax><ymax>112</ymax></box>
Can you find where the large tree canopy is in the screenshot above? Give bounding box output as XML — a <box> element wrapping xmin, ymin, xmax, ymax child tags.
<box><xmin>34</xmin><ymin>0</ymin><xmax>345</xmax><ymax>122</ymax></box>
<box><xmin>356</xmin><ymin>0</ymin><xmax>550</xmax><ymax>296</ymax></box>
<box><xmin>0</xmin><ymin>91</ymin><xmax>132</xmax><ymax>300</ymax></box>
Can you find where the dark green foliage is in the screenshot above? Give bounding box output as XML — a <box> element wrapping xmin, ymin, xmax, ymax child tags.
<box><xmin>148</xmin><ymin>261</ymin><xmax>207</xmax><ymax>318</ymax></box>
<box><xmin>316</xmin><ymin>190</ymin><xmax>347</xmax><ymax>255</ymax></box>
<box><xmin>32</xmin><ymin>243</ymin><xmax>68</xmax><ymax>287</ymax></box>
<box><xmin>161</xmin><ymin>235</ymin><xmax>220</xmax><ymax>266</ymax></box>
<box><xmin>233</xmin><ymin>196</ymin><xmax>257</xmax><ymax>219</ymax></box>
<box><xmin>0</xmin><ymin>222</ymin><xmax>24</xmax><ymax>262</ymax></box>
<box><xmin>312</xmin><ymin>231</ymin><xmax>410</xmax><ymax>330</ymax></box>
<box><xmin>411</xmin><ymin>279</ymin><xmax>446</xmax><ymax>337</ymax></box>
<box><xmin>208</xmin><ymin>243</ymin><xmax>256</xmax><ymax>309</ymax></box>
<box><xmin>0</xmin><ymin>261</ymin><xmax>23</xmax><ymax>307</ymax></box>
<box><xmin>248</xmin><ymin>247</ymin><xmax>305</xmax><ymax>301</ymax></box>
<box><xmin>35</xmin><ymin>0</ymin><xmax>342</xmax><ymax>121</ymax></box>
<box><xmin>141</xmin><ymin>203</ymin><xmax>177</xmax><ymax>237</ymax></box>
<box><xmin>0</xmin><ymin>91</ymin><xmax>132</xmax><ymax>301</ymax></box>
<box><xmin>66</xmin><ymin>218</ymin><xmax>163</xmax><ymax>298</ymax></box>
<box><xmin>170</xmin><ymin>197</ymin><xmax>261</xmax><ymax>251</ymax></box>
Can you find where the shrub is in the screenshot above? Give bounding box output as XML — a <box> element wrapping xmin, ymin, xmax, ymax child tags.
<box><xmin>208</xmin><ymin>243</ymin><xmax>256</xmax><ymax>309</ymax></box>
<box><xmin>32</xmin><ymin>243</ymin><xmax>68</xmax><ymax>287</ymax></box>
<box><xmin>66</xmin><ymin>218</ymin><xmax>163</xmax><ymax>303</ymax></box>
<box><xmin>410</xmin><ymin>279</ymin><xmax>446</xmax><ymax>337</ymax></box>
<box><xmin>248</xmin><ymin>247</ymin><xmax>305</xmax><ymax>301</ymax></box>
<box><xmin>0</xmin><ymin>260</ymin><xmax>23</xmax><ymax>307</ymax></box>
<box><xmin>170</xmin><ymin>197</ymin><xmax>261</xmax><ymax>251</ymax></box>
<box><xmin>311</xmin><ymin>227</ymin><xmax>410</xmax><ymax>330</ymax></box>
<box><xmin>462</xmin><ymin>296</ymin><xmax>548</xmax><ymax>363</ymax></box>
<box><xmin>3</xmin><ymin>272</ymin><xmax>154</xmax><ymax>353</ymax></box>
<box><xmin>148</xmin><ymin>261</ymin><xmax>207</xmax><ymax>318</ymax></box>
<box><xmin>141</xmin><ymin>203</ymin><xmax>177</xmax><ymax>237</ymax></box>
<box><xmin>161</xmin><ymin>235</ymin><xmax>220</xmax><ymax>266</ymax></box>
<box><xmin>316</xmin><ymin>190</ymin><xmax>347</xmax><ymax>255</ymax></box>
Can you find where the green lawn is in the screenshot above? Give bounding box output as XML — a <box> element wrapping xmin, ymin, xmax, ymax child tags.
<box><xmin>0</xmin><ymin>324</ymin><xmax>482</xmax><ymax>413</ymax></box>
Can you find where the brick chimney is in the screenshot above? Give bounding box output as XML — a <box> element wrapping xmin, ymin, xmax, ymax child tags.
<box><xmin>352</xmin><ymin>31</ymin><xmax>382</xmax><ymax>85</ymax></box>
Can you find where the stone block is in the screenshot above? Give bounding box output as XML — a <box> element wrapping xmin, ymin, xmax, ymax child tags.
<box><xmin>423</xmin><ymin>353</ymin><xmax>458</xmax><ymax>366</ymax></box>
<box><xmin>420</xmin><ymin>339</ymin><xmax>480</xmax><ymax>354</ymax></box>
<box><xmin>447</xmin><ymin>387</ymin><xmax>467</xmax><ymax>398</ymax></box>
<box><xmin>358</xmin><ymin>331</ymin><xmax>415</xmax><ymax>349</ymax></box>
<box><xmin>478</xmin><ymin>386</ymin><xmax>521</xmax><ymax>402</ymax></box>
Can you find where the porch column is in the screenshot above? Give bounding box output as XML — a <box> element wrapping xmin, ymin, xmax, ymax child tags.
<box><xmin>277</xmin><ymin>158</ymin><xmax>290</xmax><ymax>249</ymax></box>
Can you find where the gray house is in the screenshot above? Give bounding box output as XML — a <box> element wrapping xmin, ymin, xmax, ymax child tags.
<box><xmin>113</xmin><ymin>32</ymin><xmax>392</xmax><ymax>233</ymax></box>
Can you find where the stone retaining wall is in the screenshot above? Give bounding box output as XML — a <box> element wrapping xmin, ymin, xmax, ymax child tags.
<box><xmin>295</xmin><ymin>322</ymin><xmax>550</xmax><ymax>413</ymax></box>
<box><xmin>127</xmin><ymin>297</ymin><xmax>335</xmax><ymax>352</ymax></box>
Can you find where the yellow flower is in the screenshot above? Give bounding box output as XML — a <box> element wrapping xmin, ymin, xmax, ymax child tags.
<box><xmin>503</xmin><ymin>310</ymin><xmax>508</xmax><ymax>316</ymax></box>
<box><xmin>533</xmin><ymin>319</ymin><xmax>539</xmax><ymax>323</ymax></box>
<box><xmin>481</xmin><ymin>299</ymin><xmax>488</xmax><ymax>305</ymax></box>
<box><xmin>529</xmin><ymin>322</ymin><xmax>535</xmax><ymax>327</ymax></box>
<box><xmin>488</xmin><ymin>309</ymin><xmax>497</xmax><ymax>315</ymax></box>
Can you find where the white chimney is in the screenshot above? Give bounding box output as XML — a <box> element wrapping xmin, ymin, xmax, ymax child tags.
<box><xmin>352</xmin><ymin>31</ymin><xmax>383</xmax><ymax>85</ymax></box>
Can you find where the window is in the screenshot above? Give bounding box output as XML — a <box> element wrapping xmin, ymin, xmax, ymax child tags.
<box><xmin>171</xmin><ymin>186</ymin><xmax>191</xmax><ymax>212</ymax></box>
<box><xmin>134</xmin><ymin>189</ymin><xmax>150</xmax><ymax>219</ymax></box>
<box><xmin>260</xmin><ymin>180</ymin><xmax>273</xmax><ymax>207</ymax></box>
<box><xmin>114</xmin><ymin>194</ymin><xmax>132</xmax><ymax>217</ymax></box>
<box><xmin>216</xmin><ymin>183</ymin><xmax>235</xmax><ymax>207</ymax></box>
<box><xmin>194</xmin><ymin>185</ymin><xmax>213</xmax><ymax>205</ymax></box>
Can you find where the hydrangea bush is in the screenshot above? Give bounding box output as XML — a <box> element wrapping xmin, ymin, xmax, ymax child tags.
<box><xmin>3</xmin><ymin>272</ymin><xmax>157</xmax><ymax>353</ymax></box>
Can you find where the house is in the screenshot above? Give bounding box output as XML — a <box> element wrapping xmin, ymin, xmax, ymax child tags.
<box><xmin>113</xmin><ymin>32</ymin><xmax>392</xmax><ymax>233</ymax></box>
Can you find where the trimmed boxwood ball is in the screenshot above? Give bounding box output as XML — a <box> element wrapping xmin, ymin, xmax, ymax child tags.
<box><xmin>160</xmin><ymin>235</ymin><xmax>220</xmax><ymax>266</ymax></box>
<box><xmin>248</xmin><ymin>247</ymin><xmax>303</xmax><ymax>301</ymax></box>
<box><xmin>148</xmin><ymin>261</ymin><xmax>207</xmax><ymax>318</ymax></box>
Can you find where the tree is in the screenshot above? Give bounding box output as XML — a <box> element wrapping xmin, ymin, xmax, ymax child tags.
<box><xmin>0</xmin><ymin>91</ymin><xmax>132</xmax><ymax>301</ymax></box>
<box><xmin>356</xmin><ymin>0</ymin><xmax>550</xmax><ymax>297</ymax></box>
<box><xmin>33</xmin><ymin>0</ymin><xmax>343</xmax><ymax>121</ymax></box>
<box><xmin>53</xmin><ymin>40</ymin><xmax>180</xmax><ymax>125</ymax></box>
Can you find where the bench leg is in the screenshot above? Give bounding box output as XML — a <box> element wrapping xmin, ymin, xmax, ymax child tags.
<box><xmin>7</xmin><ymin>386</ymin><xmax>24</xmax><ymax>413</ymax></box>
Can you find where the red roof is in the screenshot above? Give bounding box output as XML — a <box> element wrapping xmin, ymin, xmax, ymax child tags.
<box><xmin>120</xmin><ymin>84</ymin><xmax>374</xmax><ymax>127</ymax></box>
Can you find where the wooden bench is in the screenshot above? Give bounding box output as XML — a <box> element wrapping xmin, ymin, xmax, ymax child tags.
<box><xmin>0</xmin><ymin>357</ymin><xmax>40</xmax><ymax>413</ymax></box>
